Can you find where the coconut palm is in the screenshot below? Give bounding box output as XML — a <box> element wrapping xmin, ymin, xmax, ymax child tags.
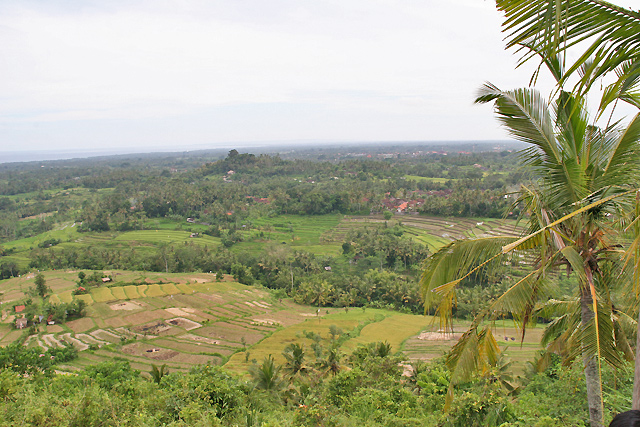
<box><xmin>420</xmin><ymin>81</ymin><xmax>640</xmax><ymax>426</ymax></box>
<box><xmin>420</xmin><ymin>2</ymin><xmax>640</xmax><ymax>424</ymax></box>
<box><xmin>494</xmin><ymin>0</ymin><xmax>640</xmax><ymax>417</ymax></box>
<box><xmin>536</xmin><ymin>282</ymin><xmax>636</xmax><ymax>369</ymax></box>
<box><xmin>282</xmin><ymin>343</ymin><xmax>307</xmax><ymax>377</ymax></box>
<box><xmin>249</xmin><ymin>355</ymin><xmax>285</xmax><ymax>394</ymax></box>
<box><xmin>317</xmin><ymin>343</ymin><xmax>343</xmax><ymax>376</ymax></box>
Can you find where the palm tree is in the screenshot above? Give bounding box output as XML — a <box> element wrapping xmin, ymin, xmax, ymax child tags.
<box><xmin>282</xmin><ymin>343</ymin><xmax>307</xmax><ymax>377</ymax></box>
<box><xmin>317</xmin><ymin>343</ymin><xmax>343</xmax><ymax>376</ymax></box>
<box><xmin>496</xmin><ymin>0</ymin><xmax>640</xmax><ymax>416</ymax></box>
<box><xmin>421</xmin><ymin>82</ymin><xmax>640</xmax><ymax>426</ymax></box>
<box><xmin>536</xmin><ymin>286</ymin><xmax>636</xmax><ymax>370</ymax></box>
<box><xmin>249</xmin><ymin>355</ymin><xmax>285</xmax><ymax>394</ymax></box>
<box><xmin>150</xmin><ymin>363</ymin><xmax>168</xmax><ymax>384</ymax></box>
<box><xmin>374</xmin><ymin>341</ymin><xmax>392</xmax><ymax>358</ymax></box>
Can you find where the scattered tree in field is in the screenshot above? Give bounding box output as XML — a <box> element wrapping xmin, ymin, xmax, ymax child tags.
<box><xmin>33</xmin><ymin>273</ymin><xmax>50</xmax><ymax>299</ymax></box>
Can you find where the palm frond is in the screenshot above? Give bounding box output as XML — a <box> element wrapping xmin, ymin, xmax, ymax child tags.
<box><xmin>444</xmin><ymin>325</ymin><xmax>501</xmax><ymax>410</ymax></box>
<box><xmin>503</xmin><ymin>188</ymin><xmax>638</xmax><ymax>253</ymax></box>
<box><xmin>598</xmin><ymin>59</ymin><xmax>640</xmax><ymax>116</ymax></box>
<box><xmin>561</xmin><ymin>246</ymin><xmax>588</xmax><ymax>282</ymax></box>
<box><xmin>475</xmin><ymin>84</ymin><xmax>560</xmax><ymax>165</ymax></box>
<box><xmin>487</xmin><ymin>271</ymin><xmax>553</xmax><ymax>341</ymax></box>
<box><xmin>603</xmin><ymin>113</ymin><xmax>640</xmax><ymax>181</ymax></box>
<box><xmin>496</xmin><ymin>0</ymin><xmax>640</xmax><ymax>90</ymax></box>
<box><xmin>541</xmin><ymin>311</ymin><xmax>580</xmax><ymax>350</ymax></box>
<box><xmin>573</xmin><ymin>299</ymin><xmax>627</xmax><ymax>369</ymax></box>
<box><xmin>420</xmin><ymin>236</ymin><xmax>518</xmax><ymax>330</ymax></box>
<box><xmin>537</xmin><ymin>298</ymin><xmax>579</xmax><ymax>319</ymax></box>
<box><xmin>613</xmin><ymin>319</ymin><xmax>635</xmax><ymax>362</ymax></box>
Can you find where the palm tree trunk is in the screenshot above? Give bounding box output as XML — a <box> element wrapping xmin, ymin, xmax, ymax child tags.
<box><xmin>632</xmin><ymin>307</ymin><xmax>640</xmax><ymax>409</ymax></box>
<box><xmin>581</xmin><ymin>288</ymin><xmax>604</xmax><ymax>427</ymax></box>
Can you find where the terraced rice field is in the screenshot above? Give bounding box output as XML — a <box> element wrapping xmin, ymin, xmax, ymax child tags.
<box><xmin>114</xmin><ymin>230</ymin><xmax>221</xmax><ymax>247</ymax></box>
<box><xmin>1</xmin><ymin>273</ymin><xmax>273</xmax><ymax>371</ymax></box>
<box><xmin>238</xmin><ymin>214</ymin><xmax>343</xmax><ymax>255</ymax></box>
<box><xmin>3</xmin><ymin>214</ymin><xmax>522</xmax><ymax>272</ymax></box>
<box><xmin>0</xmin><ymin>215</ymin><xmax>537</xmax><ymax>375</ymax></box>
<box><xmin>0</xmin><ymin>269</ymin><xmax>541</xmax><ymax>376</ymax></box>
<box><xmin>323</xmin><ymin>214</ymin><xmax>522</xmax><ymax>251</ymax></box>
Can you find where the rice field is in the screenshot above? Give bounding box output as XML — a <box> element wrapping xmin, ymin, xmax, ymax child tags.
<box><xmin>3</xmin><ymin>214</ymin><xmax>522</xmax><ymax>274</ymax></box>
<box><xmin>114</xmin><ymin>230</ymin><xmax>221</xmax><ymax>247</ymax></box>
<box><xmin>146</xmin><ymin>284</ymin><xmax>165</xmax><ymax>297</ymax></box>
<box><xmin>0</xmin><ymin>215</ymin><xmax>533</xmax><ymax>375</ymax></box>
<box><xmin>237</xmin><ymin>214</ymin><xmax>343</xmax><ymax>255</ymax></box>
<box><xmin>110</xmin><ymin>287</ymin><xmax>127</xmax><ymax>300</ymax></box>
<box><xmin>0</xmin><ymin>268</ymin><xmax>544</xmax><ymax>377</ymax></box>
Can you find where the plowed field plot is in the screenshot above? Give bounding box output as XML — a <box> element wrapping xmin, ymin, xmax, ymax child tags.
<box><xmin>134</xmin><ymin>321</ymin><xmax>172</xmax><ymax>335</ymax></box>
<box><xmin>179</xmin><ymin>333</ymin><xmax>221</xmax><ymax>345</ymax></box>
<box><xmin>193</xmin><ymin>292</ymin><xmax>224</xmax><ymax>303</ymax></box>
<box><xmin>166</xmin><ymin>317</ymin><xmax>202</xmax><ymax>330</ymax></box>
<box><xmin>250</xmin><ymin>310</ymin><xmax>317</xmax><ymax>327</ymax></box>
<box><xmin>91</xmin><ymin>329</ymin><xmax>122</xmax><ymax>343</ymax></box>
<box><xmin>197</xmin><ymin>323</ymin><xmax>265</xmax><ymax>345</ymax></box>
<box><xmin>151</xmin><ymin>338</ymin><xmax>219</xmax><ymax>354</ymax></box>
<box><xmin>123</xmin><ymin>309</ymin><xmax>172</xmax><ymax>325</ymax></box>
<box><xmin>207</xmin><ymin>307</ymin><xmax>244</xmax><ymax>318</ymax></box>
<box><xmin>110</xmin><ymin>301</ymin><xmax>145</xmax><ymax>311</ymax></box>
<box><xmin>165</xmin><ymin>307</ymin><xmax>198</xmax><ymax>317</ymax></box>
<box><xmin>119</xmin><ymin>342</ymin><xmax>222</xmax><ymax>365</ymax></box>
<box><xmin>66</xmin><ymin>317</ymin><xmax>95</xmax><ymax>333</ymax></box>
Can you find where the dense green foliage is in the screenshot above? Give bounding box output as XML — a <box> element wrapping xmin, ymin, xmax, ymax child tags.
<box><xmin>0</xmin><ymin>342</ymin><xmax>632</xmax><ymax>426</ymax></box>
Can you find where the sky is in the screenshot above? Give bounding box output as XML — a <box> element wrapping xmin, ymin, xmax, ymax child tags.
<box><xmin>0</xmin><ymin>0</ymin><xmax>637</xmax><ymax>156</ymax></box>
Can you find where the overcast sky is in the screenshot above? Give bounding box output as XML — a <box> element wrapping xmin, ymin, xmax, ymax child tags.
<box><xmin>1</xmin><ymin>0</ymin><xmax>636</xmax><ymax>155</ymax></box>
